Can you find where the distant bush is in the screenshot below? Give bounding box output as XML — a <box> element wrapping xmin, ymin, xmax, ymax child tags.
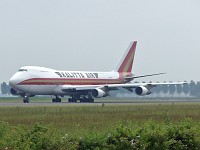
<box><xmin>65</xmin><ymin>119</ymin><xmax>200</xmax><ymax>149</ymax></box>
<box><xmin>0</xmin><ymin>122</ymin><xmax>10</xmax><ymax>147</ymax></box>
<box><xmin>0</xmin><ymin>119</ymin><xmax>200</xmax><ymax>149</ymax></box>
<box><xmin>0</xmin><ymin>123</ymin><xmax>65</xmax><ymax>150</ymax></box>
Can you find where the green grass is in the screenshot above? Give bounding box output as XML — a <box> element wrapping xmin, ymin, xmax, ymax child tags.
<box><xmin>1</xmin><ymin>101</ymin><xmax>200</xmax><ymax>135</ymax></box>
<box><xmin>1</xmin><ymin>100</ymin><xmax>200</xmax><ymax>149</ymax></box>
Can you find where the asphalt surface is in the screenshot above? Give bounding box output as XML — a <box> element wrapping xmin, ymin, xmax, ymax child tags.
<box><xmin>0</xmin><ymin>102</ymin><xmax>104</xmax><ymax>107</ymax></box>
<box><xmin>0</xmin><ymin>99</ymin><xmax>200</xmax><ymax>107</ymax></box>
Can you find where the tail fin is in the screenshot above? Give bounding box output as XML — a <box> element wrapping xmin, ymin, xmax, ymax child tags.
<box><xmin>114</xmin><ymin>41</ymin><xmax>137</xmax><ymax>73</ymax></box>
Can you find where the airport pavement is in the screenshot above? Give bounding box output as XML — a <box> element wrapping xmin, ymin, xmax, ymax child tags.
<box><xmin>0</xmin><ymin>99</ymin><xmax>200</xmax><ymax>107</ymax></box>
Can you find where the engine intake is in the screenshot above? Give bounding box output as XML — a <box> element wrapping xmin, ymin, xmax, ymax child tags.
<box><xmin>135</xmin><ymin>86</ymin><xmax>151</xmax><ymax>96</ymax></box>
<box><xmin>91</xmin><ymin>89</ymin><xmax>107</xmax><ymax>98</ymax></box>
<box><xmin>10</xmin><ymin>88</ymin><xmax>20</xmax><ymax>95</ymax></box>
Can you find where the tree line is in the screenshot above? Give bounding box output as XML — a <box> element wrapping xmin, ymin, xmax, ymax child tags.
<box><xmin>115</xmin><ymin>81</ymin><xmax>200</xmax><ymax>98</ymax></box>
<box><xmin>1</xmin><ymin>82</ymin><xmax>10</xmax><ymax>95</ymax></box>
<box><xmin>151</xmin><ymin>80</ymin><xmax>200</xmax><ymax>97</ymax></box>
<box><xmin>1</xmin><ymin>81</ymin><xmax>200</xmax><ymax>97</ymax></box>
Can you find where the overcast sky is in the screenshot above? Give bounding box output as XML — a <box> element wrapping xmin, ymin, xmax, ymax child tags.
<box><xmin>0</xmin><ymin>0</ymin><xmax>200</xmax><ymax>83</ymax></box>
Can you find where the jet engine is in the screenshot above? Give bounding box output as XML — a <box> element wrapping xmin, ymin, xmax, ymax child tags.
<box><xmin>135</xmin><ymin>86</ymin><xmax>151</xmax><ymax>96</ymax></box>
<box><xmin>10</xmin><ymin>88</ymin><xmax>20</xmax><ymax>95</ymax></box>
<box><xmin>91</xmin><ymin>89</ymin><xmax>107</xmax><ymax>98</ymax></box>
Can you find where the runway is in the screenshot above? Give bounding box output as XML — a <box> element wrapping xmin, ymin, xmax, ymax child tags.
<box><xmin>0</xmin><ymin>102</ymin><xmax>104</xmax><ymax>107</ymax></box>
<box><xmin>0</xmin><ymin>99</ymin><xmax>200</xmax><ymax>107</ymax></box>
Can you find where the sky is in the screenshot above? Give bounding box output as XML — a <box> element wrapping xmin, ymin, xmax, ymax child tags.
<box><xmin>0</xmin><ymin>0</ymin><xmax>200</xmax><ymax>84</ymax></box>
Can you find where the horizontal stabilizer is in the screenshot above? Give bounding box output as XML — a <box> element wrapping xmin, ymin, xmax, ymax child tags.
<box><xmin>132</xmin><ymin>72</ymin><xmax>166</xmax><ymax>79</ymax></box>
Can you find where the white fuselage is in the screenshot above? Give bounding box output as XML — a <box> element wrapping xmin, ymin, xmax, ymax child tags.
<box><xmin>9</xmin><ymin>66</ymin><xmax>131</xmax><ymax>96</ymax></box>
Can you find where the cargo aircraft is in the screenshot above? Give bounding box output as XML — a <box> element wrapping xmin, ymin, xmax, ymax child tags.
<box><xmin>9</xmin><ymin>41</ymin><xmax>184</xmax><ymax>103</ymax></box>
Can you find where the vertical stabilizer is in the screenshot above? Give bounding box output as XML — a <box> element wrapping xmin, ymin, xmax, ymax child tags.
<box><xmin>114</xmin><ymin>41</ymin><xmax>137</xmax><ymax>73</ymax></box>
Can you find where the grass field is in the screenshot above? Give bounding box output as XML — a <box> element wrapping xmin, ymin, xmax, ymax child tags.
<box><xmin>1</xmin><ymin>99</ymin><xmax>200</xmax><ymax>135</ymax></box>
<box><xmin>1</xmin><ymin>99</ymin><xmax>200</xmax><ymax>149</ymax></box>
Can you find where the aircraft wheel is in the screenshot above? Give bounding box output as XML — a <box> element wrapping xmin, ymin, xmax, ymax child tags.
<box><xmin>68</xmin><ymin>98</ymin><xmax>72</xmax><ymax>103</ymax></box>
<box><xmin>57</xmin><ymin>98</ymin><xmax>61</xmax><ymax>103</ymax></box>
<box><xmin>80</xmin><ymin>98</ymin><xmax>84</xmax><ymax>103</ymax></box>
<box><xmin>87</xmin><ymin>98</ymin><xmax>94</xmax><ymax>103</ymax></box>
<box><xmin>23</xmin><ymin>98</ymin><xmax>29</xmax><ymax>103</ymax></box>
<box><xmin>52</xmin><ymin>97</ymin><xmax>61</xmax><ymax>103</ymax></box>
<box><xmin>52</xmin><ymin>98</ymin><xmax>56</xmax><ymax>103</ymax></box>
<box><xmin>90</xmin><ymin>98</ymin><xmax>94</xmax><ymax>103</ymax></box>
<box><xmin>68</xmin><ymin>97</ymin><xmax>77</xmax><ymax>103</ymax></box>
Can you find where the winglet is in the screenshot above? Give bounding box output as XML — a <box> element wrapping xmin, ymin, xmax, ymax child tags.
<box><xmin>114</xmin><ymin>41</ymin><xmax>137</xmax><ymax>73</ymax></box>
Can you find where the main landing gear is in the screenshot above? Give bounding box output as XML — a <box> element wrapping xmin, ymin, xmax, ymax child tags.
<box><xmin>68</xmin><ymin>95</ymin><xmax>77</xmax><ymax>103</ymax></box>
<box><xmin>68</xmin><ymin>95</ymin><xmax>94</xmax><ymax>103</ymax></box>
<box><xmin>52</xmin><ymin>96</ymin><xmax>61</xmax><ymax>103</ymax></box>
<box><xmin>23</xmin><ymin>96</ymin><xmax>30</xmax><ymax>103</ymax></box>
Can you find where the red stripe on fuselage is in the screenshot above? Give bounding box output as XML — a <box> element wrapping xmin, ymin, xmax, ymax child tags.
<box><xmin>18</xmin><ymin>74</ymin><xmax>126</xmax><ymax>85</ymax></box>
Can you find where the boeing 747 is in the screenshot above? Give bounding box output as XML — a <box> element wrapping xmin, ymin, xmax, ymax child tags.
<box><xmin>9</xmin><ymin>41</ymin><xmax>184</xmax><ymax>103</ymax></box>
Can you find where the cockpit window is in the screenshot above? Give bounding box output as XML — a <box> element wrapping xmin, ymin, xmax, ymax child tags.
<box><xmin>18</xmin><ymin>69</ymin><xmax>28</xmax><ymax>72</ymax></box>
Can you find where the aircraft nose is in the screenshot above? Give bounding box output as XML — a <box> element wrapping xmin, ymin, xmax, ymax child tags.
<box><xmin>9</xmin><ymin>74</ymin><xmax>19</xmax><ymax>87</ymax></box>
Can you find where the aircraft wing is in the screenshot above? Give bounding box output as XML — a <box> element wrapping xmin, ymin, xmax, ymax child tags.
<box><xmin>61</xmin><ymin>82</ymin><xmax>187</xmax><ymax>92</ymax></box>
<box><xmin>101</xmin><ymin>82</ymin><xmax>187</xmax><ymax>92</ymax></box>
<box><xmin>61</xmin><ymin>85</ymin><xmax>103</xmax><ymax>92</ymax></box>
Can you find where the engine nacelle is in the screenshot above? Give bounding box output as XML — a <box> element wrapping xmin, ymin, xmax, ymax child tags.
<box><xmin>10</xmin><ymin>88</ymin><xmax>35</xmax><ymax>98</ymax></box>
<box><xmin>10</xmin><ymin>88</ymin><xmax>20</xmax><ymax>95</ymax></box>
<box><xmin>135</xmin><ymin>86</ymin><xmax>151</xmax><ymax>96</ymax></box>
<box><xmin>91</xmin><ymin>89</ymin><xmax>107</xmax><ymax>98</ymax></box>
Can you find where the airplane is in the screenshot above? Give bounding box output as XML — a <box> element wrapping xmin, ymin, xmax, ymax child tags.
<box><xmin>9</xmin><ymin>41</ymin><xmax>185</xmax><ymax>103</ymax></box>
